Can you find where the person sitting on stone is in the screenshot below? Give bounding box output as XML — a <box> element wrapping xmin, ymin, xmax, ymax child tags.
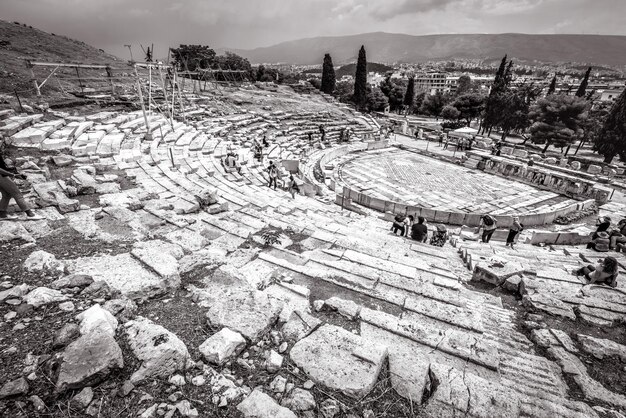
<box><xmin>575</xmin><ymin>256</ymin><xmax>619</xmax><ymax>288</ymax></box>
<box><xmin>609</xmin><ymin>218</ymin><xmax>626</xmax><ymax>250</ymax></box>
<box><xmin>430</xmin><ymin>224</ymin><xmax>448</xmax><ymax>247</ymax></box>
<box><xmin>411</xmin><ymin>216</ymin><xmax>428</xmax><ymax>243</ymax></box>
<box><xmin>587</xmin><ymin>231</ymin><xmax>610</xmax><ymax>252</ymax></box>
<box><xmin>224</xmin><ymin>152</ymin><xmax>241</xmax><ymax>174</ymax></box>
<box><xmin>391</xmin><ymin>213</ymin><xmax>408</xmax><ymax>236</ymax></box>
<box><xmin>592</xmin><ymin>216</ymin><xmax>611</xmax><ymax>240</ymax></box>
<box><xmin>262</xmin><ymin>135</ymin><xmax>269</xmax><ymax>147</ymax></box>
<box><xmin>0</xmin><ymin>150</ymin><xmax>39</xmax><ymax>219</ymax></box>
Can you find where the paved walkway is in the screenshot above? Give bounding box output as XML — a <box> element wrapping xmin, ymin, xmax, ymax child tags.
<box><xmin>339</xmin><ymin>143</ymin><xmax>569</xmax><ymax>215</ymax></box>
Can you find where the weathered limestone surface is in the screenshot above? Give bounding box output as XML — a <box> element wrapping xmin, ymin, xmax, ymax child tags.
<box><xmin>56</xmin><ymin>331</ymin><xmax>124</xmax><ymax>392</ymax></box>
<box><xmin>125</xmin><ymin>317</ymin><xmax>190</xmax><ymax>384</ymax></box>
<box><xmin>237</xmin><ymin>389</ymin><xmax>296</xmax><ymax>418</ymax></box>
<box><xmin>421</xmin><ymin>363</ymin><xmax>522</xmax><ymax>418</ymax></box>
<box><xmin>577</xmin><ymin>334</ymin><xmax>626</xmax><ymax>361</ymax></box>
<box><xmin>205</xmin><ymin>289</ymin><xmax>282</xmax><ymax>342</ymax></box>
<box><xmin>68</xmin><ymin>253</ymin><xmax>169</xmax><ymax>300</ymax></box>
<box><xmin>290</xmin><ymin>324</ymin><xmax>387</xmax><ymax>398</ymax></box>
<box><xmin>199</xmin><ymin>328</ymin><xmax>246</xmax><ymax>365</ymax></box>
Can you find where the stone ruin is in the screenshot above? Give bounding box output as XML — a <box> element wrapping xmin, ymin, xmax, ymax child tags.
<box><xmin>0</xmin><ymin>84</ymin><xmax>625</xmax><ymax>418</ymax></box>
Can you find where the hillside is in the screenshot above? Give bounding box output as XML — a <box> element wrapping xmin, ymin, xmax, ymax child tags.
<box><xmin>0</xmin><ymin>20</ymin><xmax>123</xmax><ymax>97</ymax></box>
<box><xmin>224</xmin><ymin>32</ymin><xmax>626</xmax><ymax>67</ymax></box>
<box><xmin>336</xmin><ymin>62</ymin><xmax>394</xmax><ymax>78</ymax></box>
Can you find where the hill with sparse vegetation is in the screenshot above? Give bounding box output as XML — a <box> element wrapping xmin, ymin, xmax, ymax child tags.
<box><xmin>0</xmin><ymin>19</ymin><xmax>123</xmax><ymax>97</ymax></box>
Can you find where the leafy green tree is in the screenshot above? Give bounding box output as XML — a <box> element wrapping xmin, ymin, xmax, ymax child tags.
<box><xmin>547</xmin><ymin>75</ymin><xmax>557</xmax><ymax>95</ymax></box>
<box><xmin>575</xmin><ymin>67</ymin><xmax>592</xmax><ymax>98</ymax></box>
<box><xmin>498</xmin><ymin>84</ymin><xmax>541</xmax><ymax>141</ymax></box>
<box><xmin>332</xmin><ymin>80</ymin><xmax>354</xmax><ymax>103</ymax></box>
<box><xmin>365</xmin><ymin>86</ymin><xmax>389</xmax><ymax>112</ymax></box>
<box><xmin>170</xmin><ymin>44</ymin><xmax>216</xmax><ymax>71</ymax></box>
<box><xmin>451</xmin><ymin>93</ymin><xmax>485</xmax><ymax>126</ymax></box>
<box><xmin>456</xmin><ymin>75</ymin><xmax>473</xmax><ymax>96</ymax></box>
<box><xmin>321</xmin><ymin>53</ymin><xmax>336</xmax><ymax>94</ymax></box>
<box><xmin>353</xmin><ymin>46</ymin><xmax>368</xmax><ymax>110</ymax></box>
<box><xmin>420</xmin><ymin>91</ymin><xmax>449</xmax><ymax>119</ymax></box>
<box><xmin>529</xmin><ymin>94</ymin><xmax>589</xmax><ymax>153</ymax></box>
<box><xmin>403</xmin><ymin>77</ymin><xmax>415</xmax><ymax>110</ymax></box>
<box><xmin>441</xmin><ymin>105</ymin><xmax>461</xmax><ymax>122</ymax></box>
<box><xmin>378</xmin><ymin>75</ymin><xmax>404</xmax><ymax>112</ymax></box>
<box><xmin>593</xmin><ymin>89</ymin><xmax>626</xmax><ymax>163</ymax></box>
<box><xmin>256</xmin><ymin>65</ymin><xmax>266</xmax><ymax>81</ymax></box>
<box><xmin>412</xmin><ymin>91</ymin><xmax>427</xmax><ymax>115</ymax></box>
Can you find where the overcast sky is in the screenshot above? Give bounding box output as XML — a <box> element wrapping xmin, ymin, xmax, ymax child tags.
<box><xmin>1</xmin><ymin>0</ymin><xmax>624</xmax><ymax>58</ymax></box>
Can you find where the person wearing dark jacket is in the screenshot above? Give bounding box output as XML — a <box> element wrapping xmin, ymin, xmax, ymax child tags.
<box><xmin>0</xmin><ymin>151</ymin><xmax>37</xmax><ymax>219</ymax></box>
<box><xmin>411</xmin><ymin>216</ymin><xmax>428</xmax><ymax>242</ymax></box>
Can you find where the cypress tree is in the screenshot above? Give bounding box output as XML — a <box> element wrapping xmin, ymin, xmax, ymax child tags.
<box><xmin>576</xmin><ymin>67</ymin><xmax>592</xmax><ymax>97</ymax></box>
<box><xmin>403</xmin><ymin>77</ymin><xmax>415</xmax><ymax>109</ymax></box>
<box><xmin>493</xmin><ymin>55</ymin><xmax>508</xmax><ymax>85</ymax></box>
<box><xmin>594</xmin><ymin>88</ymin><xmax>626</xmax><ymax>163</ymax></box>
<box><xmin>320</xmin><ymin>53</ymin><xmax>336</xmax><ymax>95</ymax></box>
<box><xmin>504</xmin><ymin>60</ymin><xmax>514</xmax><ymax>86</ymax></box>
<box><xmin>482</xmin><ymin>55</ymin><xmax>509</xmax><ymax>133</ymax></box>
<box><xmin>353</xmin><ymin>45</ymin><xmax>368</xmax><ymax>110</ymax></box>
<box><xmin>547</xmin><ymin>76</ymin><xmax>557</xmax><ymax>95</ymax></box>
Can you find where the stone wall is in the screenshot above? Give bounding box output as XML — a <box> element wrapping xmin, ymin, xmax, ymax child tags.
<box><xmin>466</xmin><ymin>151</ymin><xmax>613</xmax><ymax>205</ymax></box>
<box><xmin>342</xmin><ymin>187</ymin><xmax>595</xmax><ymax>227</ymax></box>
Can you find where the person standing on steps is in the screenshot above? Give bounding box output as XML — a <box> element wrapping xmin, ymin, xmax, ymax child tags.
<box><xmin>288</xmin><ymin>174</ymin><xmax>300</xmax><ymax>199</ymax></box>
<box><xmin>267</xmin><ymin>161</ymin><xmax>278</xmax><ymax>190</ymax></box>
<box><xmin>505</xmin><ymin>217</ymin><xmax>523</xmax><ymax>249</ymax></box>
<box><xmin>480</xmin><ymin>214</ymin><xmax>497</xmax><ymax>243</ymax></box>
<box><xmin>0</xmin><ymin>150</ymin><xmax>38</xmax><ymax>219</ymax></box>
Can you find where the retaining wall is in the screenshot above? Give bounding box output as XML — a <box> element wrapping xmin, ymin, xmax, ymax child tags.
<box><xmin>341</xmin><ymin>186</ymin><xmax>595</xmax><ymax>228</ymax></box>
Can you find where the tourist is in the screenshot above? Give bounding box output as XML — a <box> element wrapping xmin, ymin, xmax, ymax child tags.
<box><xmin>586</xmin><ymin>231</ymin><xmax>610</xmax><ymax>252</ymax></box>
<box><xmin>443</xmin><ymin>136</ymin><xmax>449</xmax><ymax>150</ymax></box>
<box><xmin>505</xmin><ymin>217</ymin><xmax>524</xmax><ymax>249</ymax></box>
<box><xmin>430</xmin><ymin>224</ymin><xmax>448</xmax><ymax>247</ymax></box>
<box><xmin>267</xmin><ymin>161</ymin><xmax>278</xmax><ymax>190</ymax></box>
<box><xmin>411</xmin><ymin>216</ymin><xmax>428</xmax><ymax>242</ymax></box>
<box><xmin>262</xmin><ymin>135</ymin><xmax>269</xmax><ymax>147</ymax></box>
<box><xmin>225</xmin><ymin>152</ymin><xmax>241</xmax><ymax>174</ymax></box>
<box><xmin>609</xmin><ymin>218</ymin><xmax>626</xmax><ymax>250</ymax></box>
<box><xmin>288</xmin><ymin>174</ymin><xmax>300</xmax><ymax>199</ymax></box>
<box><xmin>479</xmin><ymin>214</ymin><xmax>497</xmax><ymax>243</ymax></box>
<box><xmin>592</xmin><ymin>216</ymin><xmax>611</xmax><ymax>240</ymax></box>
<box><xmin>0</xmin><ymin>151</ymin><xmax>38</xmax><ymax>219</ymax></box>
<box><xmin>403</xmin><ymin>215</ymin><xmax>412</xmax><ymax>236</ymax></box>
<box><xmin>391</xmin><ymin>213</ymin><xmax>408</xmax><ymax>236</ymax></box>
<box><xmin>574</xmin><ymin>256</ymin><xmax>619</xmax><ymax>288</ymax></box>
<box><xmin>438</xmin><ymin>132</ymin><xmax>444</xmax><ymax>147</ymax></box>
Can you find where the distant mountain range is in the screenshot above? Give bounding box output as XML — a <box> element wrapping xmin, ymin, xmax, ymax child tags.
<box><xmin>220</xmin><ymin>32</ymin><xmax>626</xmax><ymax>67</ymax></box>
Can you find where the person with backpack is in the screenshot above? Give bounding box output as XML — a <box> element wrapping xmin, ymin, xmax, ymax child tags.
<box><xmin>505</xmin><ymin>216</ymin><xmax>524</xmax><ymax>249</ymax></box>
<box><xmin>267</xmin><ymin>161</ymin><xmax>278</xmax><ymax>190</ymax></box>
<box><xmin>0</xmin><ymin>150</ymin><xmax>38</xmax><ymax>219</ymax></box>
<box><xmin>480</xmin><ymin>214</ymin><xmax>497</xmax><ymax>243</ymax></box>
<box><xmin>391</xmin><ymin>213</ymin><xmax>409</xmax><ymax>237</ymax></box>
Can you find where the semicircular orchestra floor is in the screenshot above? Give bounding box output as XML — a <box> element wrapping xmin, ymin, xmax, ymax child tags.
<box><xmin>338</xmin><ymin>149</ymin><xmax>572</xmax><ymax>215</ymax></box>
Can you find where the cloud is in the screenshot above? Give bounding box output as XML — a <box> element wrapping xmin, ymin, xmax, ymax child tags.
<box><xmin>368</xmin><ymin>0</ymin><xmax>456</xmax><ymax>20</ymax></box>
<box><xmin>0</xmin><ymin>0</ymin><xmax>623</xmax><ymax>58</ymax></box>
